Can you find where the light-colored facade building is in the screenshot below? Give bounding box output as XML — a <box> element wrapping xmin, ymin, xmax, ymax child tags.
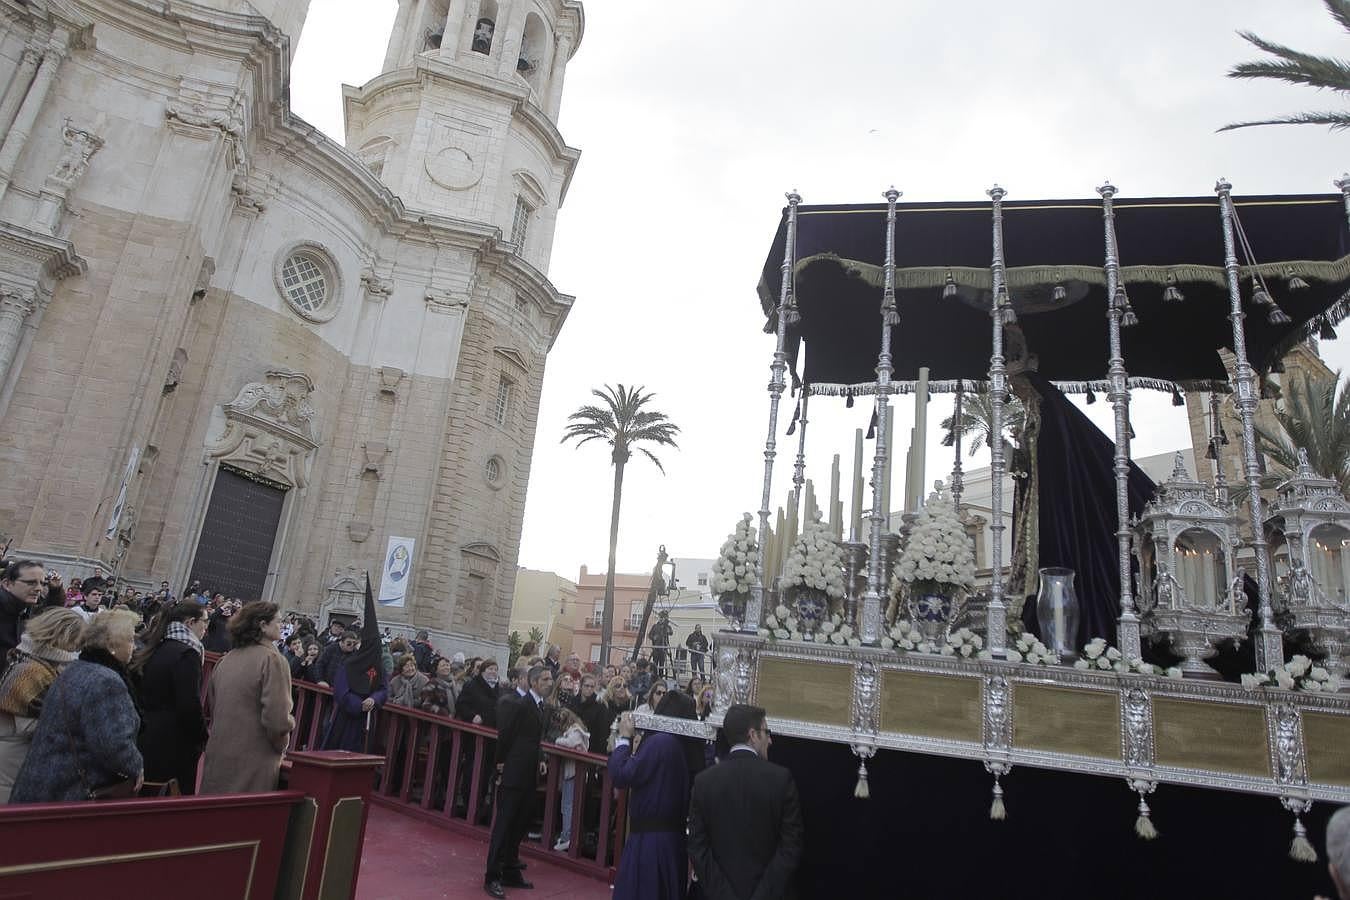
<box><xmin>508</xmin><ymin>566</ymin><xmax>576</xmax><ymax>650</ymax></box>
<box><xmin>0</xmin><ymin>0</ymin><xmax>584</xmax><ymax>661</ymax></box>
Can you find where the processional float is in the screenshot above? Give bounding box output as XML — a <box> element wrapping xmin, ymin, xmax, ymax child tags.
<box><xmin>639</xmin><ymin>177</ymin><xmax>1350</xmax><ymax>862</ymax></box>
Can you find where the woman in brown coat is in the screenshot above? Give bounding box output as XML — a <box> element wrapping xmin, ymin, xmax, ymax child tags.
<box><xmin>199</xmin><ymin>601</ymin><xmax>294</xmax><ymax>793</ymax></box>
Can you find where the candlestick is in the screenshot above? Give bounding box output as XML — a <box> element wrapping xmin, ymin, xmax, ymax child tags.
<box><xmin>851</xmin><ymin>428</ymin><xmax>865</xmax><ymax>540</ymax></box>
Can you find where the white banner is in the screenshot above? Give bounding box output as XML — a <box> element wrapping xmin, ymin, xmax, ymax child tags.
<box><xmin>104</xmin><ymin>446</ymin><xmax>141</xmax><ymax>541</ymax></box>
<box><xmin>379</xmin><ymin>535</ymin><xmax>415</xmax><ymax>607</ymax></box>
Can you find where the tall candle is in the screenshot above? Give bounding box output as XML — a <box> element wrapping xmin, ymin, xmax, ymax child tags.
<box><xmin>851</xmin><ymin>429</ymin><xmax>865</xmax><ymax>541</ymax></box>
<box><xmin>828</xmin><ymin>454</ymin><xmax>841</xmax><ymax>539</ymax></box>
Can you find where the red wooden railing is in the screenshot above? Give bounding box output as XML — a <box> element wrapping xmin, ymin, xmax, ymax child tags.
<box><xmin>202</xmin><ymin>653</ymin><xmax>627</xmax><ymax>882</ymax></box>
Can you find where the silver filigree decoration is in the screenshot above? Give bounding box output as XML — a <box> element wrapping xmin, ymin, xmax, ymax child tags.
<box><xmin>1272</xmin><ymin>703</ymin><xmax>1307</xmax><ymax>787</ymax></box>
<box><xmin>1122</xmin><ymin>687</ymin><xmax>1153</xmax><ymax>769</ymax></box>
<box><xmin>982</xmin><ymin>675</ymin><xmax>1011</xmax><ymax>752</ymax></box>
<box><xmin>713</xmin><ymin>643</ymin><xmax>738</xmax><ymax>716</ymax></box>
<box><xmin>853</xmin><ymin>660</ymin><xmax>879</xmax><ymax>736</ymax></box>
<box><xmin>632</xmin><ymin>712</ymin><xmax>717</xmax><ymax>740</ymax></box>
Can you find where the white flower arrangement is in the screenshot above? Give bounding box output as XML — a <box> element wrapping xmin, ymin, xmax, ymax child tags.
<box><xmin>782</xmin><ymin>514</ymin><xmax>846</xmax><ymax>600</ymax></box>
<box><xmin>713</xmin><ymin>513</ymin><xmax>760</xmax><ymax>597</ymax></box>
<box><xmin>942</xmin><ymin>627</ymin><xmax>984</xmax><ymax>658</ymax></box>
<box><xmin>1071</xmin><ymin>637</ymin><xmax>1182</xmax><ymax>678</ymax></box>
<box><xmin>977</xmin><ymin>632</ymin><xmax>1059</xmax><ymax>666</ymax></box>
<box><xmin>1240</xmin><ymin>655</ymin><xmax>1342</xmax><ymax>692</ymax></box>
<box><xmin>883</xmin><ymin>619</ymin><xmax>926</xmax><ymax>651</ymax></box>
<box><xmin>760</xmin><ymin>606</ymin><xmax>861</xmax><ymax>645</ymax></box>
<box><xmin>882</xmin><ymin>621</ymin><xmax>981</xmax><ymax>657</ymax></box>
<box><xmin>891</xmin><ymin>482</ymin><xmax>976</xmax><ymax>599</ymax></box>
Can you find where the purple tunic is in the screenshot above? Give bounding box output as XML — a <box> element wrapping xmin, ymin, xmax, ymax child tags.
<box><xmin>609</xmin><ymin>732</ymin><xmax>692</xmax><ymax>900</ymax></box>
<box><xmin>320</xmin><ymin>664</ymin><xmax>387</xmax><ymax>752</ymax></box>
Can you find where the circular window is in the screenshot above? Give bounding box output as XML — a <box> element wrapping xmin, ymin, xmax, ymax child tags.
<box><xmin>274</xmin><ymin>243</ymin><xmax>341</xmax><ymax>323</ymax></box>
<box><xmin>485</xmin><ymin>456</ymin><xmax>505</xmax><ymax>489</ymax></box>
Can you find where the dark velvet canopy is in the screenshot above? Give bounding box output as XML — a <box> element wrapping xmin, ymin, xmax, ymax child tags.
<box><xmin>757</xmin><ymin>193</ymin><xmax>1350</xmax><ymax>390</ymax></box>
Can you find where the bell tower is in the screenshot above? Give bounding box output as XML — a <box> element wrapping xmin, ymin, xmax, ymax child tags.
<box><xmin>344</xmin><ymin>0</ymin><xmax>583</xmax><ymax>272</ymax></box>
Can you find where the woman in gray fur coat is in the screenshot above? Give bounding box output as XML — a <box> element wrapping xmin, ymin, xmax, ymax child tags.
<box><xmin>10</xmin><ymin>609</ymin><xmax>144</xmax><ymax>802</ymax></box>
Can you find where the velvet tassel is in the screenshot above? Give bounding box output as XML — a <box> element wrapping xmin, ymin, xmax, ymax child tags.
<box><xmin>1120</xmin><ymin>305</ymin><xmax>1139</xmax><ymax>328</ymax></box>
<box><xmin>845</xmin><ymin>392</ymin><xmax>855</xmax><ymax>409</ymax></box>
<box><xmin>786</xmin><ymin>401</ymin><xmax>800</xmax><ymax>435</ymax></box>
<box><xmin>866</xmin><ymin>410</ymin><xmax>877</xmax><ymax>440</ymax></box>
<box><xmin>1134</xmin><ymin>794</ymin><xmax>1158</xmax><ymax>841</ymax></box>
<box><xmin>1163</xmin><ymin>274</ymin><xmax>1184</xmax><ymax>303</ymax></box>
<box><xmin>989</xmin><ymin>775</ymin><xmax>1006</xmax><ymax>821</ymax></box>
<box><xmin>1001</xmin><ymin>304</ymin><xmax>1017</xmax><ymax>326</ymax></box>
<box><xmin>785</xmin><ymin>300</ymin><xmax>802</xmax><ymax>326</ymax></box>
<box><xmin>1287</xmin><ymin>273</ymin><xmax>1310</xmax><ymax>291</ymax></box>
<box><xmin>1052</xmin><ymin>283</ymin><xmax>1067</xmax><ymax>303</ymax></box>
<box><xmin>881</xmin><ymin>295</ymin><xmax>899</xmax><ymax>326</ymax></box>
<box><xmin>853</xmin><ymin>758</ymin><xmax>870</xmax><ymax>799</ymax></box>
<box><xmin>1320</xmin><ymin>317</ymin><xmax>1338</xmax><ymax>341</ymax></box>
<box><xmin>1086</xmin><ymin>388</ymin><xmax>1097</xmax><ymax>405</ymax></box>
<box><xmin>1171</xmin><ymin>387</ymin><xmax>1184</xmax><ymax>407</ymax></box>
<box><xmin>1267</xmin><ymin>306</ymin><xmax>1291</xmax><ymax>325</ymax></box>
<box><xmin>1290</xmin><ymin>816</ymin><xmax>1317</xmax><ymax>863</ymax></box>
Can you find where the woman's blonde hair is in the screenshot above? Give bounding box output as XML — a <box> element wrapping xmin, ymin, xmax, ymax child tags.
<box><xmin>23</xmin><ymin>607</ymin><xmax>85</xmax><ymax>652</ymax></box>
<box><xmin>81</xmin><ymin>609</ymin><xmax>140</xmax><ymax>652</ymax></box>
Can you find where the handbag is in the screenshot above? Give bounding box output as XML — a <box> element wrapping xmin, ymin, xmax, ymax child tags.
<box><xmin>55</xmin><ymin>680</ymin><xmax>138</xmax><ymax>801</ymax></box>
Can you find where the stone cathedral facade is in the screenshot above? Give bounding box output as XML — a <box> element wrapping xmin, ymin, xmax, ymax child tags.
<box><xmin>0</xmin><ymin>0</ymin><xmax>583</xmax><ymax>657</ymax></box>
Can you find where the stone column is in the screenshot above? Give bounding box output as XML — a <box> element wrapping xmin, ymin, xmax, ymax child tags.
<box><xmin>0</xmin><ymin>47</ymin><xmax>41</xmax><ymax>139</ymax></box>
<box><xmin>0</xmin><ymin>286</ymin><xmax>36</xmax><ymax>388</ymax></box>
<box><xmin>0</xmin><ymin>44</ymin><xmax>66</xmax><ymax>199</ymax></box>
<box><xmin>382</xmin><ymin>0</ymin><xmax>415</xmax><ymax>71</ymax></box>
<box><xmin>442</xmin><ymin>0</ymin><xmax>470</xmax><ymax>56</ymax></box>
<box><xmin>544</xmin><ymin>30</ymin><xmax>574</xmax><ymax>119</ymax></box>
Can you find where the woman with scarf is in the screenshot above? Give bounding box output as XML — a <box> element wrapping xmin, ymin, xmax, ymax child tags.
<box><xmin>608</xmin><ymin>690</ymin><xmax>707</xmax><ymax>900</ymax></box>
<box><xmin>131</xmin><ymin>601</ymin><xmax>210</xmax><ymax>793</ymax></box>
<box><xmin>0</xmin><ymin>607</ymin><xmax>85</xmax><ymax>802</ymax></box>
<box><xmin>10</xmin><ymin>609</ymin><xmax>144</xmax><ymax>802</ymax></box>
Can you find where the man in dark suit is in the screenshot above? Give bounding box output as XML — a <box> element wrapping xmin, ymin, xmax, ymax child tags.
<box><xmin>689</xmin><ymin>703</ymin><xmax>804</xmax><ymax>900</ymax></box>
<box><xmin>483</xmin><ymin>664</ymin><xmax>553</xmax><ymax>898</ymax></box>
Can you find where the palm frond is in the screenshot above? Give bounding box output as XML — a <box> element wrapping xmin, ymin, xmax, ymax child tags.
<box><xmin>636</xmin><ymin>447</ymin><xmax>667</xmax><ymax>474</ymax></box>
<box><xmin>1329</xmin><ymin>0</ymin><xmax>1350</xmax><ymax>36</ymax></box>
<box><xmin>1228</xmin><ymin>32</ymin><xmax>1350</xmax><ymax>92</ymax></box>
<box><xmin>1220</xmin><ymin>111</ymin><xmax>1350</xmax><ymax>131</ymax></box>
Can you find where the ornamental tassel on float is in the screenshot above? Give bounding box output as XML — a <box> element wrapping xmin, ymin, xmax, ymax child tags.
<box><xmin>1285</xmin><ymin>266</ymin><xmax>1310</xmax><ymax>291</ymax></box>
<box><xmin>1086</xmin><ymin>388</ymin><xmax>1097</xmax><ymax>405</ymax></box>
<box><xmin>989</xmin><ymin>774</ymin><xmax>1006</xmax><ymax>821</ymax></box>
<box><xmin>784</xmin><ymin>290</ymin><xmax>802</xmax><ymax>326</ymax></box>
<box><xmin>1134</xmin><ymin>793</ymin><xmax>1158</xmax><ymax>840</ymax></box>
<box><xmin>1163</xmin><ymin>273</ymin><xmax>1184</xmax><ymax>303</ymax></box>
<box><xmin>1052</xmin><ymin>283</ymin><xmax>1067</xmax><ymax>303</ymax></box>
<box><xmin>1320</xmin><ymin>316</ymin><xmax>1338</xmax><ymax>341</ymax></box>
<box><xmin>853</xmin><ymin>757</ymin><xmax>870</xmax><ymax>799</ymax></box>
<box><xmin>942</xmin><ymin>270</ymin><xmax>958</xmax><ymax>299</ymax></box>
<box><xmin>1171</xmin><ymin>386</ymin><xmax>1184</xmax><ymax>407</ymax></box>
<box><xmin>1290</xmin><ymin>814</ymin><xmax>1318</xmax><ymax>863</ymax></box>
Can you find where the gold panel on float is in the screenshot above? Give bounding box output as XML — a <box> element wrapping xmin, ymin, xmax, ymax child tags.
<box><xmin>1303</xmin><ymin>711</ymin><xmax>1350</xmax><ymax>787</ymax></box>
<box><xmin>1152</xmin><ymin>698</ymin><xmax>1269</xmax><ymax>778</ymax></box>
<box><xmin>1014</xmin><ymin>684</ymin><xmax>1120</xmax><ymax>759</ymax></box>
<box><xmin>879</xmin><ymin>670</ymin><xmax>981</xmax><ymax>742</ymax></box>
<box><xmin>756</xmin><ymin>657</ymin><xmax>852</xmax><ymax>727</ymax></box>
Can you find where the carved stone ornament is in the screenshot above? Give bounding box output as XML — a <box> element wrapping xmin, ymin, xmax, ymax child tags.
<box><xmin>204</xmin><ymin>370</ymin><xmax>318</xmax><ymax>489</ymax></box>
<box><xmin>361</xmin><ymin>440</ymin><xmax>390</xmax><ymax>476</ymax></box>
<box><xmin>378</xmin><ymin>366</ymin><xmax>404</xmax><ymax>396</ymax></box>
<box><xmin>361</xmin><ymin>268</ymin><xmax>394</xmax><ymax>302</ymax></box>
<box><xmin>1121</xmin><ymin>686</ymin><xmax>1153</xmax><ymax>769</ymax></box>
<box><xmin>426</xmin><ymin>289</ymin><xmax>470</xmax><ymax>314</ymax></box>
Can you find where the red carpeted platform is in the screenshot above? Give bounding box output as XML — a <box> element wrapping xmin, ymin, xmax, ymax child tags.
<box><xmin>357</xmin><ymin>802</ymin><xmax>613</xmax><ymax>900</ymax></box>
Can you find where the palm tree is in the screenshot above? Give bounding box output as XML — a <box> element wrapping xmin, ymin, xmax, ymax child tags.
<box><xmin>1256</xmin><ymin>370</ymin><xmax>1350</xmax><ymax>493</ymax></box>
<box><xmin>1221</xmin><ymin>0</ymin><xmax>1350</xmax><ymax>131</ymax></box>
<box><xmin>562</xmin><ymin>385</ymin><xmax>679</xmax><ymax>667</ymax></box>
<box><xmin>939</xmin><ymin>390</ymin><xmax>1026</xmax><ymax>457</ymax></box>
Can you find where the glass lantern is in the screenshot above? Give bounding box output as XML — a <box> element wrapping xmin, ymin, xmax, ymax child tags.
<box><xmin>1264</xmin><ymin>449</ymin><xmax>1350</xmax><ymax>684</ymax></box>
<box><xmin>1133</xmin><ymin>453</ymin><xmax>1245</xmax><ymax>677</ymax></box>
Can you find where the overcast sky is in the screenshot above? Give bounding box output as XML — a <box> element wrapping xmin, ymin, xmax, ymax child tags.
<box><xmin>291</xmin><ymin>0</ymin><xmax>1350</xmax><ymax>580</ymax></box>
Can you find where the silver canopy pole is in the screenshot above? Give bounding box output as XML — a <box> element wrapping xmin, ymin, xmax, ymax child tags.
<box><xmin>1097</xmin><ymin>182</ymin><xmax>1142</xmax><ymax>661</ymax></box>
<box><xmin>1215</xmin><ymin>179</ymin><xmax>1283</xmax><ymax>672</ymax></box>
<box><xmin>984</xmin><ymin>186</ymin><xmax>1010</xmax><ymax>657</ymax></box>
<box><xmin>860</xmin><ymin>187</ymin><xmax>901</xmax><ymax>645</ymax></box>
<box><xmin>750</xmin><ymin>190</ymin><xmax>801</xmax><ymax>633</ymax></box>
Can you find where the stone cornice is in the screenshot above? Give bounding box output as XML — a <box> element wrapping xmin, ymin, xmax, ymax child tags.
<box><xmin>6</xmin><ymin>0</ymin><xmax>96</xmax><ymax>49</ymax></box>
<box><xmin>0</xmin><ymin>222</ymin><xmax>85</xmax><ymax>281</ymax></box>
